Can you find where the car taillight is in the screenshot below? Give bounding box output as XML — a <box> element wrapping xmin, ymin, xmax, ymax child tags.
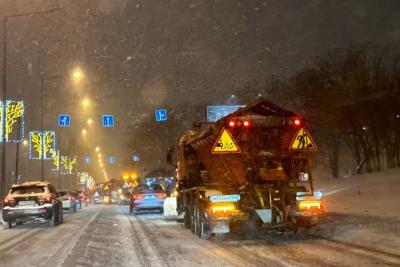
<box><xmin>39</xmin><ymin>195</ymin><xmax>52</xmax><ymax>204</ymax></box>
<box><xmin>4</xmin><ymin>196</ymin><xmax>15</xmax><ymax>206</ymax></box>
<box><xmin>156</xmin><ymin>193</ymin><xmax>166</xmax><ymax>198</ymax></box>
<box><xmin>133</xmin><ymin>194</ymin><xmax>144</xmax><ymax>199</ymax></box>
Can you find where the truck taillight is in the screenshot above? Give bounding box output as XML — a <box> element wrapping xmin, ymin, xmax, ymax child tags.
<box><xmin>210</xmin><ymin>202</ymin><xmax>236</xmax><ymax>214</ymax></box>
<box><xmin>243</xmin><ymin>120</ymin><xmax>251</xmax><ymax>128</ymax></box>
<box><xmin>292</xmin><ymin>117</ymin><xmax>302</xmax><ymax>127</ymax></box>
<box><xmin>298</xmin><ymin>200</ymin><xmax>321</xmax><ymax>210</ymax></box>
<box><xmin>227</xmin><ymin>119</ymin><xmax>252</xmax><ymax>128</ymax></box>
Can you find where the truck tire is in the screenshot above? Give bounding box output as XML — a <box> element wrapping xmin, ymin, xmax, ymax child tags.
<box><xmin>195</xmin><ymin>201</ymin><xmax>210</xmax><ymax>240</ymax></box>
<box><xmin>191</xmin><ymin>205</ymin><xmax>197</xmax><ymax>235</ymax></box>
<box><xmin>183</xmin><ymin>208</ymin><xmax>191</xmax><ymax>229</ymax></box>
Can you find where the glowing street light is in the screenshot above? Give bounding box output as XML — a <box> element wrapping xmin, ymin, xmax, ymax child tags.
<box><xmin>95</xmin><ymin>146</ymin><xmax>100</xmax><ymax>152</ymax></box>
<box><xmin>87</xmin><ymin>118</ymin><xmax>93</xmax><ymax>125</ymax></box>
<box><xmin>22</xmin><ymin>140</ymin><xmax>28</xmax><ymax>146</ymax></box>
<box><xmin>81</xmin><ymin>129</ymin><xmax>87</xmax><ymax>135</ymax></box>
<box><xmin>82</xmin><ymin>98</ymin><xmax>90</xmax><ymax>108</ymax></box>
<box><xmin>71</xmin><ymin>67</ymin><xmax>83</xmax><ymax>81</ymax></box>
<box><xmin>97</xmin><ymin>153</ymin><xmax>102</xmax><ymax>158</ymax></box>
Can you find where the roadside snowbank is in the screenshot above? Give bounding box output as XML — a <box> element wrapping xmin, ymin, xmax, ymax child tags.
<box><xmin>312</xmin><ymin>168</ymin><xmax>400</xmax><ymax>255</ymax></box>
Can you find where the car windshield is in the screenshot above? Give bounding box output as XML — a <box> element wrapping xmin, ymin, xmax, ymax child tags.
<box><xmin>150</xmin><ymin>184</ymin><xmax>164</xmax><ymax>191</ymax></box>
<box><xmin>11</xmin><ymin>186</ymin><xmax>45</xmax><ymax>194</ymax></box>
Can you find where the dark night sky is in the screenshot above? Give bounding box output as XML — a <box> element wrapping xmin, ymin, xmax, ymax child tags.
<box><xmin>1</xmin><ymin>0</ymin><xmax>400</xmax><ymax>182</ymax></box>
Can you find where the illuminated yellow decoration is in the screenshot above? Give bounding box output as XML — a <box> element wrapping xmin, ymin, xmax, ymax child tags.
<box><xmin>29</xmin><ymin>131</ymin><xmax>56</xmax><ymax>160</ymax></box>
<box><xmin>0</xmin><ymin>101</ymin><xmax>3</xmax><ymax>142</ymax></box>
<box><xmin>31</xmin><ymin>132</ymin><xmax>43</xmax><ymax>159</ymax></box>
<box><xmin>5</xmin><ymin>101</ymin><xmax>23</xmax><ymax>142</ymax></box>
<box><xmin>43</xmin><ymin>132</ymin><xmax>55</xmax><ymax>159</ymax></box>
<box><xmin>69</xmin><ymin>157</ymin><xmax>77</xmax><ymax>174</ymax></box>
<box><xmin>49</xmin><ymin>148</ymin><xmax>60</xmax><ymax>170</ymax></box>
<box><xmin>60</xmin><ymin>156</ymin><xmax>77</xmax><ymax>174</ymax></box>
<box><xmin>61</xmin><ymin>156</ymin><xmax>69</xmax><ymax>171</ymax></box>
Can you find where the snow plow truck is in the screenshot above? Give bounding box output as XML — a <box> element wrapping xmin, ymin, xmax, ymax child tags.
<box><xmin>167</xmin><ymin>98</ymin><xmax>324</xmax><ymax>239</ymax></box>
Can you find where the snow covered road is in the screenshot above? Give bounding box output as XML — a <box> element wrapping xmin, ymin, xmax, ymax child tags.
<box><xmin>0</xmin><ymin>205</ymin><xmax>399</xmax><ymax>267</ymax></box>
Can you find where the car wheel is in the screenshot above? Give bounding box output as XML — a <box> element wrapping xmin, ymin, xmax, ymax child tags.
<box><xmin>48</xmin><ymin>209</ymin><xmax>58</xmax><ymax>227</ymax></box>
<box><xmin>133</xmin><ymin>207</ymin><xmax>138</xmax><ymax>215</ymax></box>
<box><xmin>2</xmin><ymin>220</ymin><xmax>12</xmax><ymax>229</ymax></box>
<box><xmin>59</xmin><ymin>207</ymin><xmax>64</xmax><ymax>224</ymax></box>
<box><xmin>183</xmin><ymin>208</ymin><xmax>191</xmax><ymax>229</ymax></box>
<box><xmin>73</xmin><ymin>203</ymin><xmax>77</xmax><ymax>212</ymax></box>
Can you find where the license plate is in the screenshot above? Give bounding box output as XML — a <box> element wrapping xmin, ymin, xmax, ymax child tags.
<box><xmin>145</xmin><ymin>195</ymin><xmax>155</xmax><ymax>200</ymax></box>
<box><xmin>209</xmin><ymin>194</ymin><xmax>240</xmax><ymax>203</ymax></box>
<box><xmin>19</xmin><ymin>200</ymin><xmax>35</xmax><ymax>206</ymax></box>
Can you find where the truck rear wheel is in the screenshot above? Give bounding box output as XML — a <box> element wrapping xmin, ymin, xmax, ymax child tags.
<box><xmin>183</xmin><ymin>208</ymin><xmax>191</xmax><ymax>229</ymax></box>
<box><xmin>192</xmin><ymin>199</ymin><xmax>210</xmax><ymax>240</ymax></box>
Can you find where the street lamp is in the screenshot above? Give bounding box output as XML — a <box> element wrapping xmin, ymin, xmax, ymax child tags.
<box><xmin>81</xmin><ymin>98</ymin><xmax>90</xmax><ymax>108</ymax></box>
<box><xmin>71</xmin><ymin>67</ymin><xmax>83</xmax><ymax>81</ymax></box>
<box><xmin>81</xmin><ymin>129</ymin><xmax>87</xmax><ymax>136</ymax></box>
<box><xmin>40</xmin><ymin>75</ymin><xmax>64</xmax><ymax>182</ymax></box>
<box><xmin>95</xmin><ymin>147</ymin><xmax>100</xmax><ymax>152</ymax></box>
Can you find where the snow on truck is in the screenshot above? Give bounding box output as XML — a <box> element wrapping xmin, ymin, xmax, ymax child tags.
<box><xmin>167</xmin><ymin>98</ymin><xmax>324</xmax><ymax>239</ymax></box>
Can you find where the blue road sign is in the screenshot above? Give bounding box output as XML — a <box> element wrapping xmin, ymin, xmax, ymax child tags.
<box><xmin>206</xmin><ymin>105</ymin><xmax>245</xmax><ymax>122</ymax></box>
<box><xmin>84</xmin><ymin>156</ymin><xmax>92</xmax><ymax>164</ymax></box>
<box><xmin>58</xmin><ymin>115</ymin><xmax>71</xmax><ymax>127</ymax></box>
<box><xmin>108</xmin><ymin>156</ymin><xmax>116</xmax><ymax>164</ymax></box>
<box><xmin>155</xmin><ymin>109</ymin><xmax>167</xmax><ymax>121</ymax></box>
<box><xmin>132</xmin><ymin>155</ymin><xmax>140</xmax><ymax>162</ymax></box>
<box><xmin>102</xmin><ymin>115</ymin><xmax>114</xmax><ymax>127</ymax></box>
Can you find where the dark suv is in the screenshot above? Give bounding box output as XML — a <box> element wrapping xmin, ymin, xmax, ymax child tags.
<box><xmin>2</xmin><ymin>181</ymin><xmax>63</xmax><ymax>229</ymax></box>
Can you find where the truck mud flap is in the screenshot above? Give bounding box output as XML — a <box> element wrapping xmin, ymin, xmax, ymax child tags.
<box><xmin>210</xmin><ymin>221</ymin><xmax>230</xmax><ymax>234</ymax></box>
<box><xmin>255</xmin><ymin>209</ymin><xmax>272</xmax><ymax>223</ymax></box>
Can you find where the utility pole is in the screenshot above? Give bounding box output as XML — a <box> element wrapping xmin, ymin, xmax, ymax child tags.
<box><xmin>40</xmin><ymin>75</ymin><xmax>64</xmax><ymax>182</ymax></box>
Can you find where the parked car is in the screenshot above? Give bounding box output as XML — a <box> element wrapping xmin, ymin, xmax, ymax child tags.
<box><xmin>130</xmin><ymin>184</ymin><xmax>166</xmax><ymax>214</ymax></box>
<box><xmin>58</xmin><ymin>190</ymin><xmax>77</xmax><ymax>212</ymax></box>
<box><xmin>2</xmin><ymin>181</ymin><xmax>63</xmax><ymax>229</ymax></box>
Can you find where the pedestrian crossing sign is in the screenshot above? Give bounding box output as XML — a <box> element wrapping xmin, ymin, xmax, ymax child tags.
<box><xmin>289</xmin><ymin>127</ymin><xmax>317</xmax><ymax>151</ymax></box>
<box><xmin>211</xmin><ymin>128</ymin><xmax>241</xmax><ymax>154</ymax></box>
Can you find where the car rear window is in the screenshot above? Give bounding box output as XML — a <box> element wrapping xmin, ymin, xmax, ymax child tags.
<box><xmin>11</xmin><ymin>186</ymin><xmax>45</xmax><ymax>194</ymax></box>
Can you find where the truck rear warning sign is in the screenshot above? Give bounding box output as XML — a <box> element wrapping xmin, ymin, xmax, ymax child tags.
<box><xmin>212</xmin><ymin>128</ymin><xmax>241</xmax><ymax>154</ymax></box>
<box><xmin>290</xmin><ymin>127</ymin><xmax>317</xmax><ymax>151</ymax></box>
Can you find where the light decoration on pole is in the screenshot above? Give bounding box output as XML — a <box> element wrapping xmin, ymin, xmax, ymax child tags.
<box><xmin>29</xmin><ymin>131</ymin><xmax>56</xmax><ymax>160</ymax></box>
<box><xmin>0</xmin><ymin>100</ymin><xmax>25</xmax><ymax>143</ymax></box>
<box><xmin>49</xmin><ymin>148</ymin><xmax>60</xmax><ymax>170</ymax></box>
<box><xmin>60</xmin><ymin>156</ymin><xmax>77</xmax><ymax>175</ymax></box>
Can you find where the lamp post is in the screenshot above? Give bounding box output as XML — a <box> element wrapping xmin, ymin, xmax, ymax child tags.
<box><xmin>1</xmin><ymin>8</ymin><xmax>62</xmax><ymax>196</ymax></box>
<box><xmin>40</xmin><ymin>75</ymin><xmax>64</xmax><ymax>181</ymax></box>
